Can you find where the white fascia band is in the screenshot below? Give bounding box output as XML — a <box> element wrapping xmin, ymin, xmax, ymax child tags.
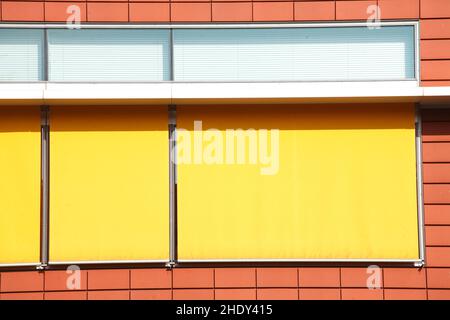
<box><xmin>0</xmin><ymin>81</ymin><xmax>449</xmax><ymax>105</ymax></box>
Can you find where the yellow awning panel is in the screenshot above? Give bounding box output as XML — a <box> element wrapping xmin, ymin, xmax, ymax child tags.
<box><xmin>49</xmin><ymin>106</ymin><xmax>169</xmax><ymax>262</ymax></box>
<box><xmin>177</xmin><ymin>104</ymin><xmax>419</xmax><ymax>260</ymax></box>
<box><xmin>0</xmin><ymin>106</ymin><xmax>41</xmax><ymax>264</ymax></box>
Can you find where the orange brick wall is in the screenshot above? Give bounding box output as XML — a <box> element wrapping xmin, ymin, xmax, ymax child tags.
<box><xmin>0</xmin><ymin>0</ymin><xmax>449</xmax><ymax>85</ymax></box>
<box><xmin>0</xmin><ymin>108</ymin><xmax>449</xmax><ymax>300</ymax></box>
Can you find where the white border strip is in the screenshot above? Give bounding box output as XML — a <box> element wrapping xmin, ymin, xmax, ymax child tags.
<box><xmin>0</xmin><ymin>262</ymin><xmax>40</xmax><ymax>267</ymax></box>
<box><xmin>179</xmin><ymin>259</ymin><xmax>423</xmax><ymax>264</ymax></box>
<box><xmin>49</xmin><ymin>260</ymin><xmax>168</xmax><ymax>265</ymax></box>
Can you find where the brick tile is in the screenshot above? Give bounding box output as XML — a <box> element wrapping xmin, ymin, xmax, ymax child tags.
<box><xmin>336</xmin><ymin>1</ymin><xmax>377</xmax><ymax>20</ymax></box>
<box><xmin>44</xmin><ymin>291</ymin><xmax>87</xmax><ymax>300</ymax></box>
<box><xmin>1</xmin><ymin>272</ymin><xmax>43</xmax><ymax>293</ymax></box>
<box><xmin>171</xmin><ymin>3</ymin><xmax>211</xmax><ymax>22</ymax></box>
<box><xmin>424</xmin><ymin>184</ymin><xmax>450</xmax><ymax>204</ymax></box>
<box><xmin>427</xmin><ymin>268</ymin><xmax>450</xmax><ymax>288</ymax></box>
<box><xmin>130</xmin><ymin>269</ymin><xmax>171</xmax><ymax>289</ymax></box>
<box><xmin>253</xmin><ymin>2</ymin><xmax>294</xmax><ymax>21</ymax></box>
<box><xmin>341</xmin><ymin>288</ymin><xmax>383</xmax><ymax>300</ymax></box>
<box><xmin>299</xmin><ymin>268</ymin><xmax>340</xmax><ymax>288</ymax></box>
<box><xmin>173</xmin><ymin>268</ymin><xmax>214</xmax><ymax>288</ymax></box>
<box><xmin>384</xmin><ymin>289</ymin><xmax>426</xmax><ymax>300</ymax></box>
<box><xmin>88</xmin><ymin>269</ymin><xmax>129</xmax><ymax>290</ymax></box>
<box><xmin>425</xmin><ymin>205</ymin><xmax>450</xmax><ymax>225</ymax></box>
<box><xmin>257</xmin><ymin>268</ymin><xmax>297</xmax><ymax>288</ymax></box>
<box><xmin>172</xmin><ymin>0</ymin><xmax>210</xmax><ymax>2</ymax></box>
<box><xmin>45</xmin><ymin>270</ymin><xmax>87</xmax><ymax>291</ymax></box>
<box><xmin>426</xmin><ymin>247</ymin><xmax>450</xmax><ymax>267</ymax></box>
<box><xmin>383</xmin><ymin>268</ymin><xmax>426</xmax><ymax>288</ymax></box>
<box><xmin>421</xmin><ymin>19</ymin><xmax>450</xmax><ymax>39</ymax></box>
<box><xmin>422</xmin><ymin>109</ymin><xmax>450</xmax><ymax>121</ymax></box>
<box><xmin>299</xmin><ymin>288</ymin><xmax>341</xmax><ymax>300</ymax></box>
<box><xmin>215</xmin><ymin>289</ymin><xmax>257</xmax><ymax>300</ymax></box>
<box><xmin>426</xmin><ymin>226</ymin><xmax>450</xmax><ymax>246</ymax></box>
<box><xmin>421</xmin><ymin>40</ymin><xmax>450</xmax><ymax>60</ymax></box>
<box><xmin>173</xmin><ymin>289</ymin><xmax>214</xmax><ymax>300</ymax></box>
<box><xmin>422</xmin><ymin>81</ymin><xmax>450</xmax><ymax>87</ymax></box>
<box><xmin>422</xmin><ymin>61</ymin><xmax>450</xmax><ymax>81</ymax></box>
<box><xmin>423</xmin><ymin>143</ymin><xmax>450</xmax><ymax>163</ymax></box>
<box><xmin>1</xmin><ymin>292</ymin><xmax>44</xmax><ymax>300</ymax></box>
<box><xmin>423</xmin><ymin>122</ymin><xmax>450</xmax><ymax>142</ymax></box>
<box><xmin>257</xmin><ymin>288</ymin><xmax>298</xmax><ymax>300</ymax></box>
<box><xmin>130</xmin><ymin>290</ymin><xmax>172</xmax><ymax>300</ymax></box>
<box><xmin>421</xmin><ymin>0</ymin><xmax>450</xmax><ymax>19</ymax></box>
<box><xmin>45</xmin><ymin>2</ymin><xmax>87</xmax><ymax>22</ymax></box>
<box><xmin>87</xmin><ymin>3</ymin><xmax>128</xmax><ymax>22</ymax></box>
<box><xmin>341</xmin><ymin>268</ymin><xmax>383</xmax><ymax>288</ymax></box>
<box><xmin>88</xmin><ymin>290</ymin><xmax>130</xmax><ymax>300</ymax></box>
<box><xmin>129</xmin><ymin>3</ymin><xmax>170</xmax><ymax>22</ymax></box>
<box><xmin>129</xmin><ymin>0</ymin><xmax>169</xmax><ymax>2</ymax></box>
<box><xmin>424</xmin><ymin>164</ymin><xmax>450</xmax><ymax>184</ymax></box>
<box><xmin>378</xmin><ymin>0</ymin><xmax>419</xmax><ymax>19</ymax></box>
<box><xmin>428</xmin><ymin>289</ymin><xmax>450</xmax><ymax>300</ymax></box>
<box><xmin>212</xmin><ymin>3</ymin><xmax>252</xmax><ymax>22</ymax></box>
<box><xmin>215</xmin><ymin>268</ymin><xmax>256</xmax><ymax>288</ymax></box>
<box><xmin>294</xmin><ymin>1</ymin><xmax>335</xmax><ymax>21</ymax></box>
<box><xmin>2</xmin><ymin>1</ymin><xmax>44</xmax><ymax>21</ymax></box>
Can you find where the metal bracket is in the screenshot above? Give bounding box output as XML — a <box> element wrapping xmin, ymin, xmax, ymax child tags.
<box><xmin>165</xmin><ymin>261</ymin><xmax>177</xmax><ymax>269</ymax></box>
<box><xmin>36</xmin><ymin>263</ymin><xmax>47</xmax><ymax>270</ymax></box>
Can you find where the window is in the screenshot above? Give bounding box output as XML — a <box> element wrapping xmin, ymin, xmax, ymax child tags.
<box><xmin>173</xmin><ymin>26</ymin><xmax>415</xmax><ymax>81</ymax></box>
<box><xmin>176</xmin><ymin>104</ymin><xmax>419</xmax><ymax>260</ymax></box>
<box><xmin>0</xmin><ymin>107</ymin><xmax>41</xmax><ymax>264</ymax></box>
<box><xmin>49</xmin><ymin>107</ymin><xmax>169</xmax><ymax>263</ymax></box>
<box><xmin>0</xmin><ymin>29</ymin><xmax>44</xmax><ymax>81</ymax></box>
<box><xmin>48</xmin><ymin>29</ymin><xmax>170</xmax><ymax>81</ymax></box>
<box><xmin>0</xmin><ymin>24</ymin><xmax>417</xmax><ymax>82</ymax></box>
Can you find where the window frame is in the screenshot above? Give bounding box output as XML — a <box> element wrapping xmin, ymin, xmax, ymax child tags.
<box><xmin>0</xmin><ymin>21</ymin><xmax>420</xmax><ymax>84</ymax></box>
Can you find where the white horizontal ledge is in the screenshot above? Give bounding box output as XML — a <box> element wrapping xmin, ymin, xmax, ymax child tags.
<box><xmin>0</xmin><ymin>81</ymin><xmax>449</xmax><ymax>105</ymax></box>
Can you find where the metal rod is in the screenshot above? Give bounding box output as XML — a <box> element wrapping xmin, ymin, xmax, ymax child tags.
<box><xmin>48</xmin><ymin>260</ymin><xmax>169</xmax><ymax>265</ymax></box>
<box><xmin>43</xmin><ymin>29</ymin><xmax>49</xmax><ymax>81</ymax></box>
<box><xmin>414</xmin><ymin>21</ymin><xmax>420</xmax><ymax>86</ymax></box>
<box><xmin>39</xmin><ymin>105</ymin><xmax>50</xmax><ymax>269</ymax></box>
<box><xmin>415</xmin><ymin>104</ymin><xmax>426</xmax><ymax>265</ymax></box>
<box><xmin>0</xmin><ymin>263</ymin><xmax>41</xmax><ymax>268</ymax></box>
<box><xmin>169</xmin><ymin>28</ymin><xmax>174</xmax><ymax>82</ymax></box>
<box><xmin>168</xmin><ymin>105</ymin><xmax>177</xmax><ymax>268</ymax></box>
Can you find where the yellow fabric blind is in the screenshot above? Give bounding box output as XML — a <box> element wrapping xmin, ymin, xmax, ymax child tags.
<box><xmin>0</xmin><ymin>107</ymin><xmax>41</xmax><ymax>264</ymax></box>
<box><xmin>49</xmin><ymin>106</ymin><xmax>169</xmax><ymax>262</ymax></box>
<box><xmin>177</xmin><ymin>104</ymin><xmax>419</xmax><ymax>260</ymax></box>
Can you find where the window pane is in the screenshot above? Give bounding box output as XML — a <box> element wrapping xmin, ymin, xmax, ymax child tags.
<box><xmin>173</xmin><ymin>26</ymin><xmax>415</xmax><ymax>81</ymax></box>
<box><xmin>0</xmin><ymin>107</ymin><xmax>41</xmax><ymax>264</ymax></box>
<box><xmin>48</xmin><ymin>29</ymin><xmax>170</xmax><ymax>81</ymax></box>
<box><xmin>0</xmin><ymin>29</ymin><xmax>44</xmax><ymax>81</ymax></box>
<box><xmin>177</xmin><ymin>104</ymin><xmax>419</xmax><ymax>260</ymax></box>
<box><xmin>49</xmin><ymin>107</ymin><xmax>169</xmax><ymax>262</ymax></box>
